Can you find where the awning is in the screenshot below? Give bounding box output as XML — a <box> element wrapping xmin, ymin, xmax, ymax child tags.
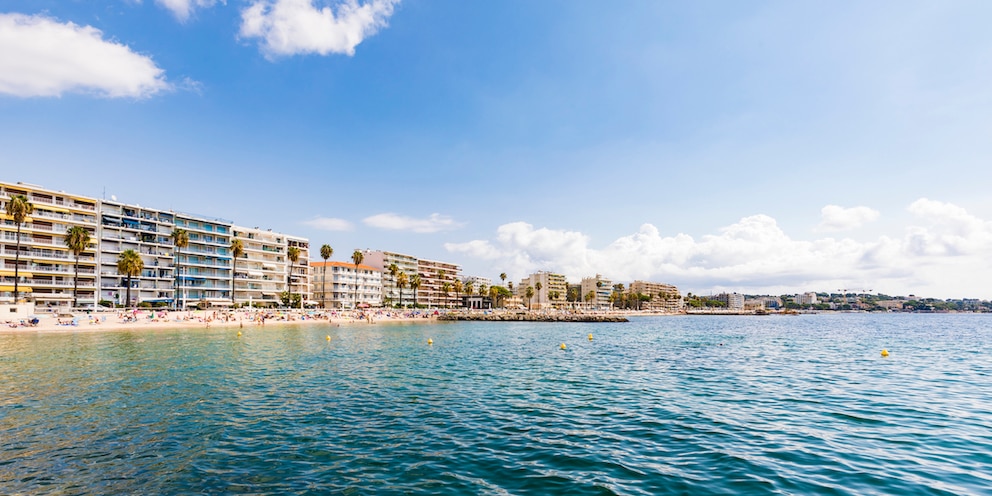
<box><xmin>0</xmin><ymin>286</ymin><xmax>32</xmax><ymax>292</ymax></box>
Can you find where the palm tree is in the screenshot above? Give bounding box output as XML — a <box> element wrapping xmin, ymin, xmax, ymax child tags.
<box><xmin>230</xmin><ymin>238</ymin><xmax>244</xmax><ymax>306</ymax></box>
<box><xmin>387</xmin><ymin>263</ymin><xmax>399</xmax><ymax>306</ymax></box>
<box><xmin>435</xmin><ymin>269</ymin><xmax>446</xmax><ymax>308</ymax></box>
<box><xmin>287</xmin><ymin>246</ymin><xmax>300</xmax><ymax>308</ymax></box>
<box><xmin>5</xmin><ymin>194</ymin><xmax>33</xmax><ymax>302</ymax></box>
<box><xmin>464</xmin><ymin>281</ymin><xmax>474</xmax><ymax>298</ymax></box>
<box><xmin>585</xmin><ymin>291</ymin><xmax>595</xmax><ymax>309</ymax></box>
<box><xmin>396</xmin><ymin>271</ymin><xmax>408</xmax><ymax>307</ymax></box>
<box><xmin>478</xmin><ymin>284</ymin><xmax>487</xmax><ymax>297</ymax></box>
<box><xmin>63</xmin><ymin>225</ymin><xmax>91</xmax><ymax>308</ymax></box>
<box><xmin>171</xmin><ymin>228</ymin><xmax>189</xmax><ymax>309</ymax></box>
<box><xmin>453</xmin><ymin>279</ymin><xmax>463</xmax><ymax>308</ymax></box>
<box><xmin>410</xmin><ymin>273</ymin><xmax>421</xmax><ymax>308</ymax></box>
<box><xmin>117</xmin><ymin>249</ymin><xmax>143</xmax><ymax>310</ymax></box>
<box><xmin>535</xmin><ymin>282</ymin><xmax>543</xmax><ymax>309</ymax></box>
<box><xmin>351</xmin><ymin>249</ymin><xmax>364</xmax><ymax>309</ymax></box>
<box><xmin>500</xmin><ymin>272</ymin><xmax>507</xmax><ymax>288</ymax></box>
<box><xmin>525</xmin><ymin>286</ymin><xmax>535</xmax><ymax>310</ymax></box>
<box><xmin>320</xmin><ymin>244</ymin><xmax>333</xmax><ymax>309</ymax></box>
<box><xmin>508</xmin><ymin>281</ymin><xmax>513</xmax><ymax>292</ymax></box>
<box><xmin>441</xmin><ymin>282</ymin><xmax>452</xmax><ymax>308</ymax></box>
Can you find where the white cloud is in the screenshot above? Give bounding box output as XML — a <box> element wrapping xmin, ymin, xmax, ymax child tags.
<box><xmin>363</xmin><ymin>213</ymin><xmax>463</xmax><ymax>233</ymax></box>
<box><xmin>445</xmin><ymin>199</ymin><xmax>992</xmax><ymax>298</ymax></box>
<box><xmin>816</xmin><ymin>205</ymin><xmax>880</xmax><ymax>231</ymax></box>
<box><xmin>0</xmin><ymin>14</ymin><xmax>170</xmax><ymax>98</ymax></box>
<box><xmin>156</xmin><ymin>0</ymin><xmax>224</xmax><ymax>22</ymax></box>
<box><xmin>302</xmin><ymin>216</ymin><xmax>353</xmax><ymax>231</ymax></box>
<box><xmin>240</xmin><ymin>0</ymin><xmax>399</xmax><ymax>59</ymax></box>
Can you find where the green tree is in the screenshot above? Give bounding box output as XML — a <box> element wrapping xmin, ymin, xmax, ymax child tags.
<box><xmin>464</xmin><ymin>281</ymin><xmax>474</xmax><ymax>298</ymax></box>
<box><xmin>320</xmin><ymin>244</ymin><xmax>333</xmax><ymax>309</ymax></box>
<box><xmin>585</xmin><ymin>291</ymin><xmax>594</xmax><ymax>308</ymax></box>
<box><xmin>63</xmin><ymin>225</ymin><xmax>91</xmax><ymax>308</ymax></box>
<box><xmin>287</xmin><ymin>246</ymin><xmax>300</xmax><ymax>308</ymax></box>
<box><xmin>351</xmin><ymin>249</ymin><xmax>364</xmax><ymax>309</ymax></box>
<box><xmin>5</xmin><ymin>194</ymin><xmax>33</xmax><ymax>302</ymax></box>
<box><xmin>453</xmin><ymin>278</ymin><xmax>463</xmax><ymax>308</ymax></box>
<box><xmin>396</xmin><ymin>271</ymin><xmax>408</xmax><ymax>307</ymax></box>
<box><xmin>534</xmin><ymin>282</ymin><xmax>542</xmax><ymax>308</ymax></box>
<box><xmin>525</xmin><ymin>286</ymin><xmax>535</xmax><ymax>310</ymax></box>
<box><xmin>171</xmin><ymin>228</ymin><xmax>189</xmax><ymax>309</ymax></box>
<box><xmin>230</xmin><ymin>238</ymin><xmax>244</xmax><ymax>305</ymax></box>
<box><xmin>117</xmin><ymin>249</ymin><xmax>143</xmax><ymax>309</ymax></box>
<box><xmin>410</xmin><ymin>273</ymin><xmax>421</xmax><ymax>308</ymax></box>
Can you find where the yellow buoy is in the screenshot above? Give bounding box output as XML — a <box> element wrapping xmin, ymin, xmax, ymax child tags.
<box><xmin>427</xmin><ymin>338</ymin><xmax>433</xmax><ymax>345</ymax></box>
<box><xmin>237</xmin><ymin>331</ymin><xmax>242</xmax><ymax>337</ymax></box>
<box><xmin>326</xmin><ymin>335</ymin><xmax>331</xmax><ymax>341</ymax></box>
<box><xmin>560</xmin><ymin>343</ymin><xmax>567</xmax><ymax>350</ymax></box>
<box><xmin>588</xmin><ymin>333</ymin><xmax>593</xmax><ymax>341</ymax></box>
<box><xmin>881</xmin><ymin>349</ymin><xmax>889</xmax><ymax>357</ymax></box>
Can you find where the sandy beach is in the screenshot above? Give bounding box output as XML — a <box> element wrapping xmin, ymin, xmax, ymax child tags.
<box><xmin>1</xmin><ymin>308</ymin><xmax>443</xmax><ymax>334</ymax></box>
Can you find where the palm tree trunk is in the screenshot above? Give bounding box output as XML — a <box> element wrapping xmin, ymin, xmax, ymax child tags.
<box><xmin>73</xmin><ymin>254</ymin><xmax>80</xmax><ymax>308</ymax></box>
<box><xmin>231</xmin><ymin>257</ymin><xmax>236</xmax><ymax>305</ymax></box>
<box><xmin>126</xmin><ymin>275</ymin><xmax>132</xmax><ymax>310</ymax></box>
<box><xmin>321</xmin><ymin>265</ymin><xmax>327</xmax><ymax>309</ymax></box>
<box><xmin>13</xmin><ymin>223</ymin><xmax>22</xmax><ymax>301</ymax></box>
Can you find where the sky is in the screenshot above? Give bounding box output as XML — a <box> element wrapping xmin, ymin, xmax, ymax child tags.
<box><xmin>2</xmin><ymin>0</ymin><xmax>992</xmax><ymax>299</ymax></box>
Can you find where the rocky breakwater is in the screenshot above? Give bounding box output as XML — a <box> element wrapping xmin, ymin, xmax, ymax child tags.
<box><xmin>438</xmin><ymin>313</ymin><xmax>628</xmax><ymax>323</ymax></box>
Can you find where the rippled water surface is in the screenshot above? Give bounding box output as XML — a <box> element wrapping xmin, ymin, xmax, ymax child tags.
<box><xmin>2</xmin><ymin>314</ymin><xmax>991</xmax><ymax>494</ymax></box>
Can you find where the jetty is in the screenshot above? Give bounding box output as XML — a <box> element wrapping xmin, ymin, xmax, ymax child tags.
<box><xmin>438</xmin><ymin>312</ymin><xmax>628</xmax><ymax>323</ymax></box>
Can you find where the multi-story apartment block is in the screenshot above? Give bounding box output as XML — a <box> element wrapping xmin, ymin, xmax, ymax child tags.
<box><xmin>287</xmin><ymin>236</ymin><xmax>311</xmax><ymax>307</ymax></box>
<box><xmin>311</xmin><ymin>261</ymin><xmax>382</xmax><ymax>309</ymax></box>
<box><xmin>97</xmin><ymin>201</ymin><xmax>176</xmax><ymax>307</ymax></box>
<box><xmin>362</xmin><ymin>250</ymin><xmax>418</xmax><ymax>307</ymax></box>
<box><xmin>517</xmin><ymin>271</ymin><xmax>568</xmax><ymax>310</ymax></box>
<box><xmin>629</xmin><ymin>280</ymin><xmax>682</xmax><ymax>313</ymax></box>
<box><xmin>714</xmin><ymin>292</ymin><xmax>745</xmax><ymax>311</ymax></box>
<box><xmin>580</xmin><ymin>274</ymin><xmax>613</xmax><ymax>310</ymax></box>
<box><xmin>174</xmin><ymin>213</ymin><xmax>233</xmax><ymax>308</ymax></box>
<box><xmin>417</xmin><ymin>258</ymin><xmax>461</xmax><ymax>308</ymax></box>
<box><xmin>795</xmin><ymin>292</ymin><xmax>819</xmax><ymax>306</ymax></box>
<box><xmin>1</xmin><ymin>181</ymin><xmax>99</xmax><ymax>309</ymax></box>
<box><xmin>231</xmin><ymin>226</ymin><xmax>289</xmax><ymax>308</ymax></box>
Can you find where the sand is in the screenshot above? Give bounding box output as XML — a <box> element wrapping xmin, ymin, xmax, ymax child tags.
<box><xmin>1</xmin><ymin>308</ymin><xmax>440</xmax><ymax>334</ymax></box>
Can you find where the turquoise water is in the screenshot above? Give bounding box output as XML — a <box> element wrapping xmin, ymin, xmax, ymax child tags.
<box><xmin>2</xmin><ymin>314</ymin><xmax>991</xmax><ymax>494</ymax></box>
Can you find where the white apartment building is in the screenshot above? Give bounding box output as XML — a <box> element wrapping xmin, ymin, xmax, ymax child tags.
<box><xmin>1</xmin><ymin>181</ymin><xmax>99</xmax><ymax>309</ymax></box>
<box><xmin>362</xmin><ymin>250</ymin><xmax>418</xmax><ymax>307</ymax></box>
<box><xmin>287</xmin><ymin>236</ymin><xmax>311</xmax><ymax>306</ymax></box>
<box><xmin>311</xmin><ymin>261</ymin><xmax>382</xmax><ymax>309</ymax></box>
<box><xmin>97</xmin><ymin>201</ymin><xmax>176</xmax><ymax>307</ymax></box>
<box><xmin>629</xmin><ymin>280</ymin><xmax>682</xmax><ymax>313</ymax></box>
<box><xmin>231</xmin><ymin>226</ymin><xmax>289</xmax><ymax>308</ymax></box>
<box><xmin>715</xmin><ymin>292</ymin><xmax>745</xmax><ymax>311</ymax></box>
<box><xmin>796</xmin><ymin>292</ymin><xmax>819</xmax><ymax>306</ymax></box>
<box><xmin>174</xmin><ymin>213</ymin><xmax>233</xmax><ymax>308</ymax></box>
<box><xmin>580</xmin><ymin>274</ymin><xmax>613</xmax><ymax>309</ymax></box>
<box><xmin>517</xmin><ymin>271</ymin><xmax>568</xmax><ymax>310</ymax></box>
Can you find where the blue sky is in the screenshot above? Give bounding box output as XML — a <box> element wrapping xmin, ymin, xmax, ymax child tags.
<box><xmin>3</xmin><ymin>0</ymin><xmax>992</xmax><ymax>298</ymax></box>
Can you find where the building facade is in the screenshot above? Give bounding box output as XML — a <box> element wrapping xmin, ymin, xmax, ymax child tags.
<box><xmin>362</xmin><ymin>250</ymin><xmax>418</xmax><ymax>307</ymax></box>
<box><xmin>97</xmin><ymin>200</ymin><xmax>176</xmax><ymax>307</ymax></box>
<box><xmin>287</xmin><ymin>236</ymin><xmax>311</xmax><ymax>307</ymax></box>
<box><xmin>629</xmin><ymin>280</ymin><xmax>682</xmax><ymax>313</ymax></box>
<box><xmin>311</xmin><ymin>261</ymin><xmax>382</xmax><ymax>309</ymax></box>
<box><xmin>174</xmin><ymin>213</ymin><xmax>233</xmax><ymax>308</ymax></box>
<box><xmin>417</xmin><ymin>258</ymin><xmax>461</xmax><ymax>308</ymax></box>
<box><xmin>231</xmin><ymin>226</ymin><xmax>289</xmax><ymax>308</ymax></box>
<box><xmin>580</xmin><ymin>274</ymin><xmax>613</xmax><ymax>309</ymax></box>
<box><xmin>1</xmin><ymin>181</ymin><xmax>99</xmax><ymax>309</ymax></box>
<box><xmin>517</xmin><ymin>271</ymin><xmax>568</xmax><ymax>310</ymax></box>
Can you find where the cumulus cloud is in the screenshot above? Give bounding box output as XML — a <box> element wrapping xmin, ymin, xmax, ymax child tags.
<box><xmin>816</xmin><ymin>205</ymin><xmax>880</xmax><ymax>231</ymax></box>
<box><xmin>445</xmin><ymin>199</ymin><xmax>992</xmax><ymax>298</ymax></box>
<box><xmin>156</xmin><ymin>0</ymin><xmax>224</xmax><ymax>22</ymax></box>
<box><xmin>0</xmin><ymin>13</ymin><xmax>170</xmax><ymax>98</ymax></box>
<box><xmin>364</xmin><ymin>213</ymin><xmax>463</xmax><ymax>233</ymax></box>
<box><xmin>239</xmin><ymin>0</ymin><xmax>399</xmax><ymax>58</ymax></box>
<box><xmin>302</xmin><ymin>216</ymin><xmax>353</xmax><ymax>231</ymax></box>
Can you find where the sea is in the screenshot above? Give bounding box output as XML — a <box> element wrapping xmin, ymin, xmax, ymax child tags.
<box><xmin>1</xmin><ymin>313</ymin><xmax>990</xmax><ymax>495</ymax></box>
